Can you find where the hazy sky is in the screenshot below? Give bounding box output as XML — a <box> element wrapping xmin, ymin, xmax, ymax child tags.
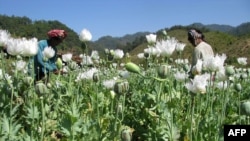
<box><xmin>0</xmin><ymin>0</ymin><xmax>249</xmax><ymax>41</ymax></box>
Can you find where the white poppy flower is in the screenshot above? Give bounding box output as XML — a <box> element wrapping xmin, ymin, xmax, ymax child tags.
<box><xmin>237</xmin><ymin>57</ymin><xmax>247</xmax><ymax>66</ymax></box>
<box><xmin>0</xmin><ymin>29</ymin><xmax>11</xmax><ymax>45</ymax></box>
<box><xmin>146</xmin><ymin>34</ymin><xmax>157</xmax><ymax>44</ymax></box>
<box><xmin>14</xmin><ymin>60</ymin><xmax>27</xmax><ymax>72</ymax></box>
<box><xmin>42</xmin><ymin>46</ymin><xmax>55</xmax><ymax>61</ymax></box>
<box><xmin>21</xmin><ymin>37</ymin><xmax>38</xmax><ymax>57</ymax></box>
<box><xmin>192</xmin><ymin>59</ymin><xmax>203</xmax><ymax>75</ymax></box>
<box><xmin>91</xmin><ymin>50</ymin><xmax>100</xmax><ymax>60</ymax></box>
<box><xmin>114</xmin><ymin>49</ymin><xmax>124</xmax><ymax>59</ymax></box>
<box><xmin>79</xmin><ymin>28</ymin><xmax>92</xmax><ymax>42</ymax></box>
<box><xmin>185</xmin><ymin>73</ymin><xmax>210</xmax><ymax>94</ymax></box>
<box><xmin>137</xmin><ymin>53</ymin><xmax>146</xmax><ymax>59</ymax></box>
<box><xmin>75</xmin><ymin>68</ymin><xmax>98</xmax><ymax>82</ymax></box>
<box><xmin>174</xmin><ymin>71</ymin><xmax>188</xmax><ymax>82</ymax></box>
<box><xmin>81</xmin><ymin>54</ymin><xmax>93</xmax><ymax>65</ymax></box>
<box><xmin>155</xmin><ymin>37</ymin><xmax>177</xmax><ymax>57</ymax></box>
<box><xmin>102</xmin><ymin>79</ymin><xmax>116</xmax><ymax>89</ymax></box>
<box><xmin>62</xmin><ymin>53</ymin><xmax>72</xmax><ymax>63</ymax></box>
<box><xmin>175</xmin><ymin>42</ymin><xmax>186</xmax><ymax>52</ymax></box>
<box><xmin>216</xmin><ymin>81</ymin><xmax>228</xmax><ymax>90</ymax></box>
<box><xmin>203</xmin><ymin>54</ymin><xmax>227</xmax><ymax>72</ymax></box>
<box><xmin>144</xmin><ymin>47</ymin><xmax>159</xmax><ymax>57</ymax></box>
<box><xmin>6</xmin><ymin>38</ymin><xmax>24</xmax><ymax>56</ymax></box>
<box><xmin>216</xmin><ymin>67</ymin><xmax>228</xmax><ymax>81</ymax></box>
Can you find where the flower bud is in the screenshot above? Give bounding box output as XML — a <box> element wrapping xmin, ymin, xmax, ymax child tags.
<box><xmin>110</xmin><ymin>90</ymin><xmax>116</xmax><ymax>99</ymax></box>
<box><xmin>47</xmin><ymin>82</ymin><xmax>52</xmax><ymax>88</ymax></box>
<box><xmin>157</xmin><ymin>65</ymin><xmax>169</xmax><ymax>79</ymax></box>
<box><xmin>35</xmin><ymin>82</ymin><xmax>49</xmax><ymax>95</ymax></box>
<box><xmin>108</xmin><ymin>49</ymin><xmax>114</xmax><ymax>55</ymax></box>
<box><xmin>241</xmin><ymin>101</ymin><xmax>250</xmax><ymax>116</ymax></box>
<box><xmin>114</xmin><ymin>81</ymin><xmax>129</xmax><ymax>95</ymax></box>
<box><xmin>104</xmin><ymin>49</ymin><xmax>109</xmax><ymax>55</ymax></box>
<box><xmin>43</xmin><ymin>57</ymin><xmax>48</xmax><ymax>62</ymax></box>
<box><xmin>125</xmin><ymin>62</ymin><xmax>140</xmax><ymax>74</ymax></box>
<box><xmin>121</xmin><ymin>129</ymin><xmax>132</xmax><ymax>141</ymax></box>
<box><xmin>56</xmin><ymin>58</ymin><xmax>63</xmax><ymax>69</ymax></box>
<box><xmin>225</xmin><ymin>65</ymin><xmax>235</xmax><ymax>76</ymax></box>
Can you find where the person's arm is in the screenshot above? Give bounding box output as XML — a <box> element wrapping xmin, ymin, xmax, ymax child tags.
<box><xmin>189</xmin><ymin>48</ymin><xmax>202</xmax><ymax>78</ymax></box>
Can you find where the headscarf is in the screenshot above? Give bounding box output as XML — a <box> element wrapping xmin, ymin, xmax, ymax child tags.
<box><xmin>188</xmin><ymin>29</ymin><xmax>202</xmax><ymax>40</ymax></box>
<box><xmin>47</xmin><ymin>29</ymin><xmax>67</xmax><ymax>39</ymax></box>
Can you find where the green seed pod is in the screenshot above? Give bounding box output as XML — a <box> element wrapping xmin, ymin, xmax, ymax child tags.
<box><xmin>108</xmin><ymin>53</ymin><xmax>114</xmax><ymax>61</ymax></box>
<box><xmin>247</xmin><ymin>68</ymin><xmax>250</xmax><ymax>76</ymax></box>
<box><xmin>92</xmin><ymin>72</ymin><xmax>99</xmax><ymax>82</ymax></box>
<box><xmin>241</xmin><ymin>101</ymin><xmax>250</xmax><ymax>116</ymax></box>
<box><xmin>183</xmin><ymin>64</ymin><xmax>190</xmax><ymax>72</ymax></box>
<box><xmin>144</xmin><ymin>52</ymin><xmax>150</xmax><ymax>58</ymax></box>
<box><xmin>35</xmin><ymin>82</ymin><xmax>49</xmax><ymax>95</ymax></box>
<box><xmin>23</xmin><ymin>76</ymin><xmax>34</xmax><ymax>85</ymax></box>
<box><xmin>121</xmin><ymin>129</ymin><xmax>132</xmax><ymax>141</ymax></box>
<box><xmin>68</xmin><ymin>61</ymin><xmax>78</xmax><ymax>70</ymax></box>
<box><xmin>114</xmin><ymin>81</ymin><xmax>129</xmax><ymax>95</ymax></box>
<box><xmin>157</xmin><ymin>65</ymin><xmax>169</xmax><ymax>79</ymax></box>
<box><xmin>56</xmin><ymin>58</ymin><xmax>63</xmax><ymax>69</ymax></box>
<box><xmin>125</xmin><ymin>62</ymin><xmax>140</xmax><ymax>74</ymax></box>
<box><xmin>225</xmin><ymin>65</ymin><xmax>235</xmax><ymax>76</ymax></box>
<box><xmin>235</xmin><ymin>83</ymin><xmax>242</xmax><ymax>91</ymax></box>
<box><xmin>240</xmin><ymin>73</ymin><xmax>248</xmax><ymax>79</ymax></box>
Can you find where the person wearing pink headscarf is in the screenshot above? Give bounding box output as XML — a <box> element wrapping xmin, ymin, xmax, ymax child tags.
<box><xmin>30</xmin><ymin>29</ymin><xmax>67</xmax><ymax>83</ymax></box>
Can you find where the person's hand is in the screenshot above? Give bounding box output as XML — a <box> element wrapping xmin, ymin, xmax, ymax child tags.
<box><xmin>54</xmin><ymin>69</ymin><xmax>65</xmax><ymax>75</ymax></box>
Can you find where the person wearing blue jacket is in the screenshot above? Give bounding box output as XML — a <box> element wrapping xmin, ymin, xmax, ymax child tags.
<box><xmin>32</xmin><ymin>29</ymin><xmax>67</xmax><ymax>83</ymax></box>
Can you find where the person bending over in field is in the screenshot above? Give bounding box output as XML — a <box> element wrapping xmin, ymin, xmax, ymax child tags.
<box><xmin>30</xmin><ymin>29</ymin><xmax>67</xmax><ymax>83</ymax></box>
<box><xmin>187</xmin><ymin>29</ymin><xmax>214</xmax><ymax>78</ymax></box>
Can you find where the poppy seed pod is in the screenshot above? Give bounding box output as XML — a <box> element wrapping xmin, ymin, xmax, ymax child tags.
<box><xmin>68</xmin><ymin>61</ymin><xmax>78</xmax><ymax>70</ymax></box>
<box><xmin>241</xmin><ymin>101</ymin><xmax>250</xmax><ymax>116</ymax></box>
<box><xmin>225</xmin><ymin>65</ymin><xmax>235</xmax><ymax>76</ymax></box>
<box><xmin>114</xmin><ymin>81</ymin><xmax>129</xmax><ymax>95</ymax></box>
<box><xmin>92</xmin><ymin>72</ymin><xmax>99</xmax><ymax>82</ymax></box>
<box><xmin>125</xmin><ymin>62</ymin><xmax>140</xmax><ymax>74</ymax></box>
<box><xmin>23</xmin><ymin>76</ymin><xmax>34</xmax><ymax>86</ymax></box>
<box><xmin>183</xmin><ymin>64</ymin><xmax>190</xmax><ymax>72</ymax></box>
<box><xmin>35</xmin><ymin>82</ymin><xmax>49</xmax><ymax>95</ymax></box>
<box><xmin>157</xmin><ymin>65</ymin><xmax>169</xmax><ymax>79</ymax></box>
<box><xmin>235</xmin><ymin>83</ymin><xmax>242</xmax><ymax>91</ymax></box>
<box><xmin>144</xmin><ymin>52</ymin><xmax>150</xmax><ymax>58</ymax></box>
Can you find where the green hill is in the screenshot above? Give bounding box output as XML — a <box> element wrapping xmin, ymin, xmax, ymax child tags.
<box><xmin>1</xmin><ymin>14</ymin><xmax>250</xmax><ymax>66</ymax></box>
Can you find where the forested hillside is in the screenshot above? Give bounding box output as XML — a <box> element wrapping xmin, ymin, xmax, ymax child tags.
<box><xmin>1</xmin><ymin>14</ymin><xmax>250</xmax><ymax>66</ymax></box>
